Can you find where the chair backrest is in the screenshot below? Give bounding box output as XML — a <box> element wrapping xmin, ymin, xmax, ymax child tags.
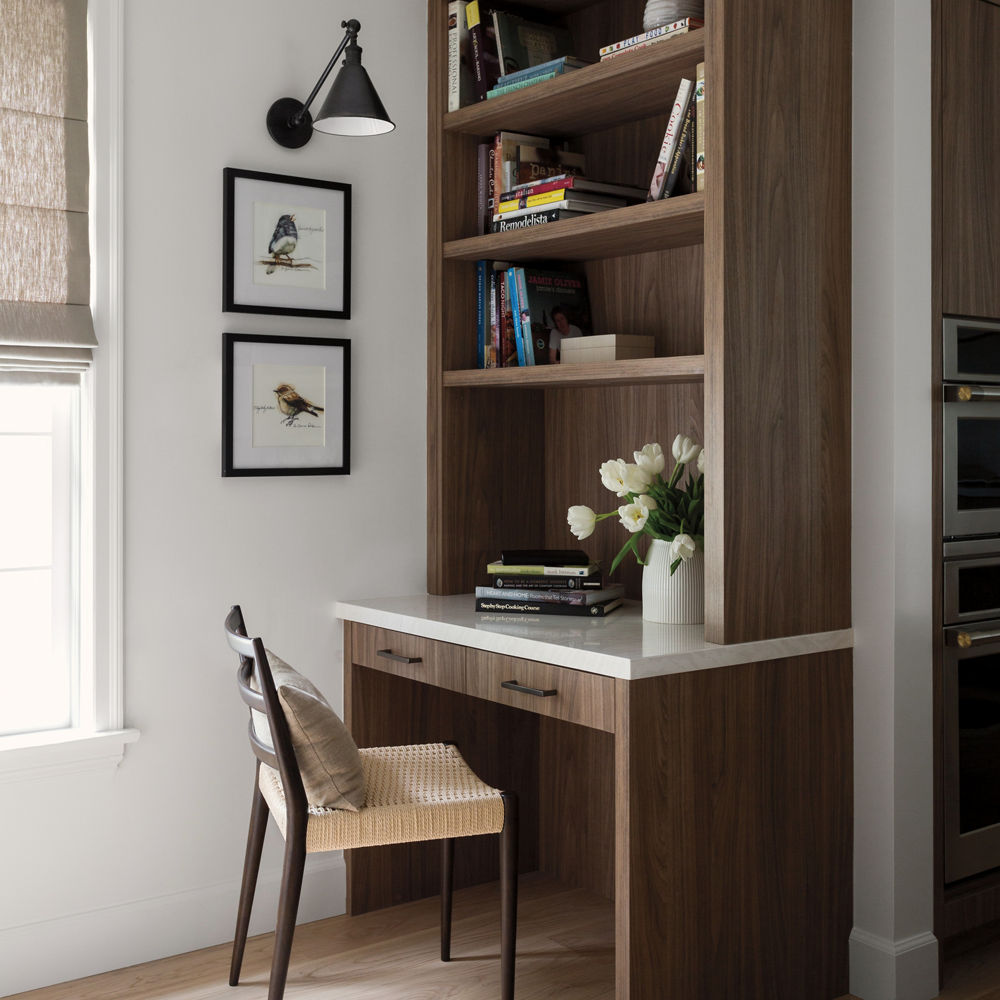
<box><xmin>225</xmin><ymin>605</ymin><xmax>307</xmax><ymax>815</ymax></box>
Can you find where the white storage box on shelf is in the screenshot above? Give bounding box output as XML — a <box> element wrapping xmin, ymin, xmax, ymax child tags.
<box><xmin>559</xmin><ymin>334</ymin><xmax>655</xmax><ymax>364</ymax></box>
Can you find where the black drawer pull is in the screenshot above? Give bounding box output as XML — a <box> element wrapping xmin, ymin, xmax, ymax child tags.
<box><xmin>376</xmin><ymin>648</ymin><xmax>422</xmax><ymax>664</ymax></box>
<box><xmin>501</xmin><ymin>679</ymin><xmax>557</xmax><ymax>698</ymax></box>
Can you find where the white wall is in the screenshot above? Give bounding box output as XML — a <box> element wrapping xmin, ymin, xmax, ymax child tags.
<box><xmin>0</xmin><ymin>1</ymin><xmax>427</xmax><ymax>994</ymax></box>
<box><xmin>851</xmin><ymin>0</ymin><xmax>938</xmax><ymax>997</ymax></box>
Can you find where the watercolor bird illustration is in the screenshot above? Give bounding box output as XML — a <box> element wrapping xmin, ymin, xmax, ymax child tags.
<box><xmin>266</xmin><ymin>214</ymin><xmax>298</xmax><ymax>273</ymax></box>
<box><xmin>273</xmin><ymin>383</ymin><xmax>324</xmax><ymax>426</ymax></box>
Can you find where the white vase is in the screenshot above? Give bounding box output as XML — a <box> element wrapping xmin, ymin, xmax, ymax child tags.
<box><xmin>642</xmin><ymin>539</ymin><xmax>704</xmax><ymax>624</ymax></box>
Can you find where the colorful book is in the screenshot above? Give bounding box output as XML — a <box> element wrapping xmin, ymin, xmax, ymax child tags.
<box><xmin>447</xmin><ymin>2</ymin><xmax>474</xmax><ymax>111</ymax></box>
<box><xmin>497</xmin><ymin>261</ymin><xmax>517</xmax><ymax>365</ymax></box>
<box><xmin>493</xmin><ymin>131</ymin><xmax>550</xmax><ymax>199</ymax></box>
<box><xmin>475</xmin><ymin>596</ymin><xmax>623</xmax><ymax>616</ymax></box>
<box><xmin>663</xmin><ymin>103</ymin><xmax>694</xmax><ymax>198</ymax></box>
<box><xmin>648</xmin><ymin>78</ymin><xmax>693</xmax><ymax>201</ymax></box>
<box><xmin>506</xmin><ymin>267</ymin><xmax>527</xmax><ymax>366</ymax></box>
<box><xmin>509</xmin><ymin>267</ymin><xmax>535</xmax><ymax>366</ymax></box>
<box><xmin>487</xmin><ymin>267</ymin><xmax>498</xmax><ymax>367</ymax></box>
<box><xmin>475</xmin><ymin>260</ymin><xmax>488</xmax><ymax>368</ymax></box>
<box><xmin>695</xmin><ymin>61</ymin><xmax>706</xmax><ymax>192</ymax></box>
<box><xmin>490</xmin><ymin>572</ymin><xmax>604</xmax><ymax>589</ymax></box>
<box><xmin>501</xmin><ymin>175</ymin><xmax>645</xmax><ymax>201</ymax></box>
<box><xmin>475</xmin><ymin>584</ymin><xmax>625</xmax><ymax>605</ymax></box>
<box><xmin>496</xmin><ymin>188</ymin><xmax>626</xmax><ymax>213</ymax></box>
<box><xmin>495</xmin><ymin>55</ymin><xmax>591</xmax><ymax>86</ymax></box>
<box><xmin>476</xmin><ymin>142</ymin><xmax>491</xmax><ymax>234</ymax></box>
<box><xmin>514</xmin><ymin>145</ymin><xmax>586</xmax><ymax>185</ymax></box>
<box><xmin>508</xmin><ymin>266</ymin><xmax>593</xmax><ymax>365</ymax></box>
<box><xmin>466</xmin><ymin>1</ymin><xmax>501</xmax><ymax>101</ymax></box>
<box><xmin>486</xmin><ymin>70</ymin><xmax>559</xmax><ymax>98</ymax></box>
<box><xmin>492</xmin><ymin>208</ymin><xmax>587</xmax><ymax>233</ymax></box>
<box><xmin>599</xmin><ymin>18</ymin><xmax>704</xmax><ymax>58</ymax></box>
<box><xmin>491</xmin><ymin>10</ymin><xmax>575</xmax><ymax>76</ymax></box>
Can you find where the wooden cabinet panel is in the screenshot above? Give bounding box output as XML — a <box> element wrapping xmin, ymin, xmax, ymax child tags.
<box><xmin>351</xmin><ymin>624</ymin><xmax>465</xmax><ymax>692</ymax></box>
<box><xmin>941</xmin><ymin>0</ymin><xmax>1000</xmax><ymax>318</ymax></box>
<box><xmin>466</xmin><ymin>649</ymin><xmax>615</xmax><ymax>732</ymax></box>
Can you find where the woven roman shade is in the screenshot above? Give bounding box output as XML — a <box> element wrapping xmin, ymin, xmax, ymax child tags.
<box><xmin>0</xmin><ymin>0</ymin><xmax>94</xmax><ymax>384</ymax></box>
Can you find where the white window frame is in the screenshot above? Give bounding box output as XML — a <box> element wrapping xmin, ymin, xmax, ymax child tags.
<box><xmin>0</xmin><ymin>0</ymin><xmax>139</xmax><ymax>779</ymax></box>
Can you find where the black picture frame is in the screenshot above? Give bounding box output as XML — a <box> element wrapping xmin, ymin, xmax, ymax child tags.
<box><xmin>222</xmin><ymin>333</ymin><xmax>351</xmax><ymax>477</ymax></box>
<box><xmin>223</xmin><ymin>168</ymin><xmax>352</xmax><ymax>319</ymax></box>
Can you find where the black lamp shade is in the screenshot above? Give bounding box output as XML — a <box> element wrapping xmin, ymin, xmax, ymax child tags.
<box><xmin>314</xmin><ymin>58</ymin><xmax>395</xmax><ymax>136</ymax></box>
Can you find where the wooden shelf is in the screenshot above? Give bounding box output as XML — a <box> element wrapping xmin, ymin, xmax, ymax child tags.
<box><xmin>442</xmin><ymin>355</ymin><xmax>705</xmax><ymax>389</ymax></box>
<box><xmin>443</xmin><ymin>33</ymin><xmax>705</xmax><ymax>138</ymax></box>
<box><xmin>443</xmin><ymin>193</ymin><xmax>704</xmax><ymax>262</ymax></box>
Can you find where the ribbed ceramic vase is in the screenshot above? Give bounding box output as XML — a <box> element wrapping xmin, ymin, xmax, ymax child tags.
<box><xmin>642</xmin><ymin>539</ymin><xmax>704</xmax><ymax>624</ymax></box>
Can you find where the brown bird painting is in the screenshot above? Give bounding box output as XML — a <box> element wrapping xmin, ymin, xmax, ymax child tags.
<box><xmin>273</xmin><ymin>383</ymin><xmax>324</xmax><ymax>426</ymax></box>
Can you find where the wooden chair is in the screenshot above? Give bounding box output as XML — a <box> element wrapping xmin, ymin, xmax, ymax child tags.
<box><xmin>225</xmin><ymin>605</ymin><xmax>518</xmax><ymax>1000</ymax></box>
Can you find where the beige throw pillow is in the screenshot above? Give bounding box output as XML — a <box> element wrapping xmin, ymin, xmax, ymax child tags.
<box><xmin>251</xmin><ymin>650</ymin><xmax>365</xmax><ymax>811</ymax></box>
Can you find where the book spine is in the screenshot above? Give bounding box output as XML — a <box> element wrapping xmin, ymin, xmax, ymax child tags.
<box><xmin>493</xmin><ymin>132</ymin><xmax>504</xmax><ymax>214</ymax></box>
<box><xmin>695</xmin><ymin>61</ymin><xmax>706</xmax><ymax>192</ymax></box>
<box><xmin>487</xmin><ymin>267</ymin><xmax>498</xmax><ymax>367</ymax></box>
<box><xmin>447</xmin><ymin>2</ymin><xmax>462</xmax><ymax>112</ymax></box>
<box><xmin>663</xmin><ymin>104</ymin><xmax>694</xmax><ymax>198</ymax></box>
<box><xmin>647</xmin><ymin>78</ymin><xmax>693</xmax><ymax>201</ymax></box>
<box><xmin>486</xmin><ymin>70</ymin><xmax>559</xmax><ymax>98</ymax></box>
<box><xmin>475</xmin><ymin>260</ymin><xmax>487</xmax><ymax>368</ymax></box>
<box><xmin>485</xmin><ymin>562</ymin><xmax>597</xmax><ymax>576</ymax></box>
<box><xmin>598</xmin><ymin>18</ymin><xmax>703</xmax><ymax>56</ymax></box>
<box><xmin>491</xmin><ymin>208</ymin><xmax>583</xmax><ymax>233</ymax></box>
<box><xmin>476</xmin><ymin>586</ymin><xmax>589</xmax><ymax>604</ymax></box>
<box><xmin>476</xmin><ymin>142</ymin><xmax>489</xmax><ymax>235</ymax></box>
<box><xmin>513</xmin><ymin>267</ymin><xmax>535</xmax><ymax>366</ymax></box>
<box><xmin>475</xmin><ymin>597</ymin><xmax>621</xmax><ymax>616</ymax></box>
<box><xmin>600</xmin><ymin>26</ymin><xmax>698</xmax><ymax>61</ymax></box>
<box><xmin>466</xmin><ymin>1</ymin><xmax>489</xmax><ymax>102</ymax></box>
<box><xmin>507</xmin><ymin>267</ymin><xmax>526</xmax><ymax>366</ymax></box>
<box><xmin>491</xmin><ymin>574</ymin><xmax>603</xmax><ymax>589</ymax></box>
<box><xmin>498</xmin><ymin>187</ymin><xmax>572</xmax><ymax>211</ymax></box>
<box><xmin>496</xmin><ymin>56</ymin><xmax>583</xmax><ymax>86</ymax></box>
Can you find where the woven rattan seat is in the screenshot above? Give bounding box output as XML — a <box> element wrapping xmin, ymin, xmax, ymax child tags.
<box><xmin>258</xmin><ymin>742</ymin><xmax>506</xmax><ymax>853</ymax></box>
<box><xmin>225</xmin><ymin>606</ymin><xmax>518</xmax><ymax>1000</ymax></box>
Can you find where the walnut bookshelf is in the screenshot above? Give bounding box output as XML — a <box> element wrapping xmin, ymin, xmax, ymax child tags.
<box><xmin>427</xmin><ymin>0</ymin><xmax>851</xmax><ymax>645</ymax></box>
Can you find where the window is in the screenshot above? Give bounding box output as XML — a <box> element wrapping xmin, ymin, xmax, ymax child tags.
<box><xmin>0</xmin><ymin>0</ymin><xmax>133</xmax><ymax>762</ymax></box>
<box><xmin>0</xmin><ymin>381</ymin><xmax>81</xmax><ymax>735</ymax></box>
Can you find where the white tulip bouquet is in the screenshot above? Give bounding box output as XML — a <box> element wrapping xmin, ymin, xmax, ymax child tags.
<box><xmin>567</xmin><ymin>436</ymin><xmax>705</xmax><ymax>576</ymax></box>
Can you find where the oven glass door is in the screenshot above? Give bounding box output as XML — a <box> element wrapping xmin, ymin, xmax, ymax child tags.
<box><xmin>944</xmin><ymin>395</ymin><xmax>1000</xmax><ymax>537</ymax></box>
<box><xmin>945</xmin><ymin>623</ymin><xmax>1000</xmax><ymax>882</ymax></box>
<box><xmin>945</xmin><ymin>316</ymin><xmax>1000</xmax><ymax>383</ymax></box>
<box><xmin>944</xmin><ymin>555</ymin><xmax>1000</xmax><ymax>624</ymax></box>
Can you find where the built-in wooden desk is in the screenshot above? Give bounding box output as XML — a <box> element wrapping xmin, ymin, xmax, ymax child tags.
<box><xmin>337</xmin><ymin>596</ymin><xmax>854</xmax><ymax>1000</ymax></box>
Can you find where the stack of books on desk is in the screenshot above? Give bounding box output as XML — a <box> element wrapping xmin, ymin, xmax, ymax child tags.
<box><xmin>476</xmin><ymin>549</ymin><xmax>624</xmax><ymax>617</ymax></box>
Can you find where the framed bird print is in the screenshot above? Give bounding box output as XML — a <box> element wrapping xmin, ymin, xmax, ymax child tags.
<box><xmin>222</xmin><ymin>333</ymin><xmax>351</xmax><ymax>476</ymax></box>
<box><xmin>223</xmin><ymin>168</ymin><xmax>351</xmax><ymax>319</ymax></box>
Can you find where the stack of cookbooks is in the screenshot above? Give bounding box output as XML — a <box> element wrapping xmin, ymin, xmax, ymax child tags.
<box><xmin>476</xmin><ymin>549</ymin><xmax>625</xmax><ymax>617</ymax></box>
<box><xmin>493</xmin><ymin>174</ymin><xmax>644</xmax><ymax>233</ymax></box>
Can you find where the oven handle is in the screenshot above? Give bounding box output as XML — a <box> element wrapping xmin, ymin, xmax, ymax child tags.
<box><xmin>950</xmin><ymin>628</ymin><xmax>1000</xmax><ymax>648</ymax></box>
<box><xmin>945</xmin><ymin>385</ymin><xmax>1000</xmax><ymax>403</ymax></box>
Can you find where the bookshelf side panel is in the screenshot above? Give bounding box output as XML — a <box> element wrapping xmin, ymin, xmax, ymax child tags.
<box><xmin>704</xmin><ymin>0</ymin><xmax>852</xmax><ymax>643</ymax></box>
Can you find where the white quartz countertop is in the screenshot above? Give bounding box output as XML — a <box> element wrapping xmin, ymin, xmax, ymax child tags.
<box><xmin>334</xmin><ymin>594</ymin><xmax>854</xmax><ymax>681</ymax></box>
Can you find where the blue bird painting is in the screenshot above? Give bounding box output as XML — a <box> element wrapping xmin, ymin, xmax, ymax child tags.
<box><xmin>266</xmin><ymin>214</ymin><xmax>298</xmax><ymax>273</ymax></box>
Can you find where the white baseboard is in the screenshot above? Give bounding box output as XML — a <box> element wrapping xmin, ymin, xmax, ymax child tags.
<box><xmin>0</xmin><ymin>853</ymin><xmax>345</xmax><ymax>998</ymax></box>
<box><xmin>849</xmin><ymin>926</ymin><xmax>939</xmax><ymax>1000</ymax></box>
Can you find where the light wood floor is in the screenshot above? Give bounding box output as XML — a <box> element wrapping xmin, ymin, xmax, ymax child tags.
<box><xmin>9</xmin><ymin>873</ymin><xmax>1000</xmax><ymax>1000</ymax></box>
<box><xmin>9</xmin><ymin>874</ymin><xmax>614</xmax><ymax>1000</ymax></box>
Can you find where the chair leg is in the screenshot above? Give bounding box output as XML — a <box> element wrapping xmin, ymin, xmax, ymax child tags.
<box><xmin>500</xmin><ymin>792</ymin><xmax>519</xmax><ymax>1000</ymax></box>
<box><xmin>441</xmin><ymin>837</ymin><xmax>455</xmax><ymax>961</ymax></box>
<box><xmin>268</xmin><ymin>831</ymin><xmax>306</xmax><ymax>1000</ymax></box>
<box><xmin>231</xmin><ymin>772</ymin><xmax>270</xmax><ymax>986</ymax></box>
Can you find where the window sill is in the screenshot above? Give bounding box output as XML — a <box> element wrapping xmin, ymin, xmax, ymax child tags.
<box><xmin>0</xmin><ymin>728</ymin><xmax>140</xmax><ymax>784</ymax></box>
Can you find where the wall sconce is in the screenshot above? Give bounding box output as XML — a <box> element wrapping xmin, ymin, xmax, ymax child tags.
<box><xmin>266</xmin><ymin>18</ymin><xmax>395</xmax><ymax>148</ymax></box>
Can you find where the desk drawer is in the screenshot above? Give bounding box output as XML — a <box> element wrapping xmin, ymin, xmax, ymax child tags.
<box><xmin>466</xmin><ymin>649</ymin><xmax>615</xmax><ymax>732</ymax></box>
<box><xmin>351</xmin><ymin>624</ymin><xmax>465</xmax><ymax>692</ymax></box>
